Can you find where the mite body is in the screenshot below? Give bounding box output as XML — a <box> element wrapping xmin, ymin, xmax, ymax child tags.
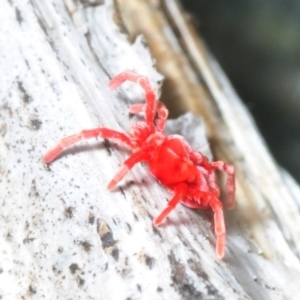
<box><xmin>44</xmin><ymin>71</ymin><xmax>235</xmax><ymax>259</ymax></box>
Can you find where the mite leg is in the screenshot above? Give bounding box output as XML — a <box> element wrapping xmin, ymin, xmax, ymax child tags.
<box><xmin>109</xmin><ymin>71</ymin><xmax>156</xmax><ymax>130</ymax></box>
<box><xmin>107</xmin><ymin>149</ymin><xmax>152</xmax><ymax>191</ymax></box>
<box><xmin>128</xmin><ymin>103</ymin><xmax>144</xmax><ymax>114</ymax></box>
<box><xmin>155</xmin><ymin>102</ymin><xmax>168</xmax><ymax>132</ymax></box>
<box><xmin>209</xmin><ymin>196</ymin><xmax>226</xmax><ymax>259</ymax></box>
<box><xmin>43</xmin><ymin>128</ymin><xmax>131</xmax><ymax>164</ymax></box>
<box><xmin>129</xmin><ymin>101</ymin><xmax>168</xmax><ymax>132</ymax></box>
<box><xmin>153</xmin><ymin>183</ymin><xmax>187</xmax><ymax>226</ymax></box>
<box><xmin>183</xmin><ymin>143</ymin><xmax>212</xmax><ymax>169</ymax></box>
<box><xmin>206</xmin><ymin>170</ymin><xmax>221</xmax><ymax>198</ymax></box>
<box><xmin>211</xmin><ymin>162</ymin><xmax>235</xmax><ymax>209</ymax></box>
<box><xmin>185</xmin><ymin>149</ymin><xmax>221</xmax><ymax>198</ymax></box>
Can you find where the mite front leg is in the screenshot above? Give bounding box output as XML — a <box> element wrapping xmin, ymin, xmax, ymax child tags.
<box><xmin>108</xmin><ymin>71</ymin><xmax>156</xmax><ymax>130</ymax></box>
<box><xmin>209</xmin><ymin>196</ymin><xmax>226</xmax><ymax>259</ymax></box>
<box><xmin>43</xmin><ymin>128</ymin><xmax>132</xmax><ymax>163</ymax></box>
<box><xmin>154</xmin><ymin>102</ymin><xmax>168</xmax><ymax>132</ymax></box>
<box><xmin>153</xmin><ymin>183</ymin><xmax>187</xmax><ymax>226</ymax></box>
<box><xmin>129</xmin><ymin>101</ymin><xmax>168</xmax><ymax>132</ymax></box>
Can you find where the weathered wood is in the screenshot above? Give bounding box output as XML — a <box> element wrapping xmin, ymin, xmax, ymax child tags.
<box><xmin>1</xmin><ymin>0</ymin><xmax>300</xmax><ymax>299</ymax></box>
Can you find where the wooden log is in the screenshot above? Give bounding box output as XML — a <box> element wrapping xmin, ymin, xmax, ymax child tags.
<box><xmin>1</xmin><ymin>0</ymin><xmax>300</xmax><ymax>299</ymax></box>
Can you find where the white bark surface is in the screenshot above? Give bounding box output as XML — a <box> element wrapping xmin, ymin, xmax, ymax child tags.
<box><xmin>1</xmin><ymin>0</ymin><xmax>300</xmax><ymax>299</ymax></box>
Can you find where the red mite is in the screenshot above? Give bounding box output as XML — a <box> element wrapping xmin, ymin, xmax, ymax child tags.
<box><xmin>43</xmin><ymin>71</ymin><xmax>235</xmax><ymax>259</ymax></box>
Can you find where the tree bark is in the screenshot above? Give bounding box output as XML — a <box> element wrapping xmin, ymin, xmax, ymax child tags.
<box><xmin>1</xmin><ymin>0</ymin><xmax>300</xmax><ymax>299</ymax></box>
